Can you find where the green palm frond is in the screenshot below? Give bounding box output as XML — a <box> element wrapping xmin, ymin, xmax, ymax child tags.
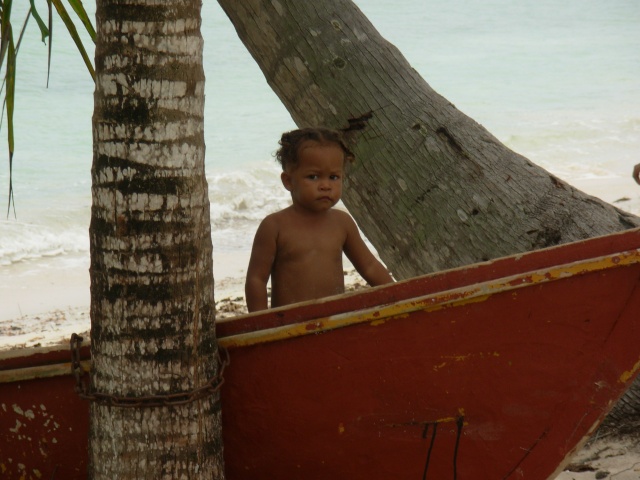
<box><xmin>0</xmin><ymin>0</ymin><xmax>13</xmax><ymax>77</ymax></box>
<box><xmin>66</xmin><ymin>0</ymin><xmax>95</xmax><ymax>42</ymax></box>
<box><xmin>29</xmin><ymin>0</ymin><xmax>49</xmax><ymax>42</ymax></box>
<box><xmin>1</xmin><ymin>0</ymin><xmax>16</xmax><ymax>216</ymax></box>
<box><xmin>50</xmin><ymin>0</ymin><xmax>95</xmax><ymax>82</ymax></box>
<box><xmin>1</xmin><ymin>0</ymin><xmax>96</xmax><ymax>216</ymax></box>
<box><xmin>5</xmin><ymin>32</ymin><xmax>14</xmax><ymax>217</ymax></box>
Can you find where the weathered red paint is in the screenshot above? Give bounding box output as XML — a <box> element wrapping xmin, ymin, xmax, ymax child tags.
<box><xmin>218</xmin><ymin>228</ymin><xmax>640</xmax><ymax>480</ymax></box>
<box><xmin>2</xmin><ymin>228</ymin><xmax>640</xmax><ymax>480</ymax></box>
<box><xmin>0</xmin><ymin>346</ymin><xmax>90</xmax><ymax>479</ymax></box>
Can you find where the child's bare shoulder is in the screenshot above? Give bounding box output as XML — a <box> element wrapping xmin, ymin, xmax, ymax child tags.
<box><xmin>254</xmin><ymin>210</ymin><xmax>283</xmax><ymax>238</ymax></box>
<box><xmin>330</xmin><ymin>209</ymin><xmax>358</xmax><ymax>228</ymax></box>
<box><xmin>261</xmin><ymin>207</ymin><xmax>292</xmax><ymax>224</ymax></box>
<box><xmin>255</xmin><ymin>207</ymin><xmax>296</xmax><ymax>235</ymax></box>
<box><xmin>269</xmin><ymin>206</ymin><xmax>300</xmax><ymax>225</ymax></box>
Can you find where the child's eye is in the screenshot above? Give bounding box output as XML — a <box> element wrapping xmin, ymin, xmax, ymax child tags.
<box><xmin>307</xmin><ymin>174</ymin><xmax>318</xmax><ymax>180</ymax></box>
<box><xmin>330</xmin><ymin>174</ymin><xmax>341</xmax><ymax>180</ymax></box>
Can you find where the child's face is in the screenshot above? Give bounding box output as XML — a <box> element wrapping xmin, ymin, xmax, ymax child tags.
<box><xmin>281</xmin><ymin>141</ymin><xmax>345</xmax><ymax>213</ymax></box>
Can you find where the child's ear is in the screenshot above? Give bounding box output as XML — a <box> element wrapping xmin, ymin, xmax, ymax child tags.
<box><xmin>281</xmin><ymin>172</ymin><xmax>292</xmax><ymax>191</ymax></box>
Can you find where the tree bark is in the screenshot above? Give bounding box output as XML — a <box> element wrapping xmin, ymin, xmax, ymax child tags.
<box><xmin>217</xmin><ymin>0</ymin><xmax>639</xmax><ymax>433</ymax></box>
<box><xmin>217</xmin><ymin>0</ymin><xmax>640</xmax><ymax>279</ymax></box>
<box><xmin>89</xmin><ymin>0</ymin><xmax>224</xmax><ymax>478</ymax></box>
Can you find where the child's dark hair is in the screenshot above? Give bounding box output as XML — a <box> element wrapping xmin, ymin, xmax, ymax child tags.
<box><xmin>275</xmin><ymin>127</ymin><xmax>355</xmax><ymax>171</ymax></box>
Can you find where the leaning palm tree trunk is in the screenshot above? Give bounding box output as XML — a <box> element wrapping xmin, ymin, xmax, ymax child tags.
<box><xmin>88</xmin><ymin>0</ymin><xmax>224</xmax><ymax>477</ymax></box>
<box><xmin>218</xmin><ymin>0</ymin><xmax>640</xmax><ymax>277</ymax></box>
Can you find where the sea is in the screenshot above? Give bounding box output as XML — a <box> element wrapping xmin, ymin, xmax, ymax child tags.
<box><xmin>1</xmin><ymin>0</ymin><xmax>639</xmax><ymax>321</ymax></box>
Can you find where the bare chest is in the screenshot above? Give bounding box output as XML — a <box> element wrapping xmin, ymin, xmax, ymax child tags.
<box><xmin>275</xmin><ymin>221</ymin><xmax>347</xmax><ymax>264</ymax></box>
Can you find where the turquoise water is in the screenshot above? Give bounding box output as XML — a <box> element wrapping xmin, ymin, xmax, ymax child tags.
<box><xmin>1</xmin><ymin>0</ymin><xmax>639</xmax><ymax>265</ymax></box>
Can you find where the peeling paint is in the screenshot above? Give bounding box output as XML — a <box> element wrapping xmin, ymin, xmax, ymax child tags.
<box><xmin>433</xmin><ymin>362</ymin><xmax>447</xmax><ymax>371</ymax></box>
<box><xmin>620</xmin><ymin>358</ymin><xmax>640</xmax><ymax>383</ymax></box>
<box><xmin>9</xmin><ymin>419</ymin><xmax>23</xmax><ymax>433</ymax></box>
<box><xmin>305</xmin><ymin>322</ymin><xmax>322</xmax><ymax>331</ymax></box>
<box><xmin>434</xmin><ymin>415</ymin><xmax>467</xmax><ymax>426</ymax></box>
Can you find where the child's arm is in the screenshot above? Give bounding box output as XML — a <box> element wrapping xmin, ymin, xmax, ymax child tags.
<box><xmin>341</xmin><ymin>212</ymin><xmax>394</xmax><ymax>286</ymax></box>
<box><xmin>245</xmin><ymin>217</ymin><xmax>278</xmax><ymax>312</ymax></box>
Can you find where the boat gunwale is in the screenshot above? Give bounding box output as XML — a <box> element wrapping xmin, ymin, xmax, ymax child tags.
<box><xmin>0</xmin><ymin>359</ymin><xmax>90</xmax><ymax>384</ymax></box>
<box><xmin>219</xmin><ymin>246</ymin><xmax>640</xmax><ymax>348</ymax></box>
<box><xmin>216</xmin><ymin>227</ymin><xmax>640</xmax><ymax>337</ymax></box>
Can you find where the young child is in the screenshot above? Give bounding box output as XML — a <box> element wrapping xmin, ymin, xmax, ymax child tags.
<box><xmin>245</xmin><ymin>127</ymin><xmax>393</xmax><ymax>312</ymax></box>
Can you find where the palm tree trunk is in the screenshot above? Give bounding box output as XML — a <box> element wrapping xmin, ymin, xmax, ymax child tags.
<box><xmin>89</xmin><ymin>0</ymin><xmax>224</xmax><ymax>477</ymax></box>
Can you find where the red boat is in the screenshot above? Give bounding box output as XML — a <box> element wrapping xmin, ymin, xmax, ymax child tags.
<box><xmin>2</xmin><ymin>228</ymin><xmax>640</xmax><ymax>479</ymax></box>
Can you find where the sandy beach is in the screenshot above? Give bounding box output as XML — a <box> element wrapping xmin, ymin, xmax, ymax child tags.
<box><xmin>0</xmin><ymin>248</ymin><xmax>254</xmax><ymax>349</ymax></box>
<box><xmin>554</xmin><ymin>434</ymin><xmax>640</xmax><ymax>480</ymax></box>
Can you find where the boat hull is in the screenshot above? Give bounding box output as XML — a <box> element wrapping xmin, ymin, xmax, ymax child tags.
<box><xmin>217</xmin><ymin>228</ymin><xmax>640</xmax><ymax>479</ymax></box>
<box><xmin>220</xmin><ymin>267</ymin><xmax>640</xmax><ymax>479</ymax></box>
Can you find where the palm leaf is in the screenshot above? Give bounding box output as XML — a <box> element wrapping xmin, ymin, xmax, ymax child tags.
<box><xmin>0</xmin><ymin>0</ymin><xmax>12</xmax><ymax>72</ymax></box>
<box><xmin>46</xmin><ymin>0</ymin><xmax>52</xmax><ymax>86</ymax></box>
<box><xmin>2</xmin><ymin>0</ymin><xmax>96</xmax><ymax>215</ymax></box>
<box><xmin>5</xmin><ymin>29</ymin><xmax>15</xmax><ymax>217</ymax></box>
<box><xmin>66</xmin><ymin>0</ymin><xmax>95</xmax><ymax>42</ymax></box>
<box><xmin>29</xmin><ymin>0</ymin><xmax>49</xmax><ymax>43</ymax></box>
<box><xmin>50</xmin><ymin>0</ymin><xmax>95</xmax><ymax>82</ymax></box>
<box><xmin>1</xmin><ymin>10</ymin><xmax>30</xmax><ymax>105</ymax></box>
<box><xmin>0</xmin><ymin>0</ymin><xmax>16</xmax><ymax>216</ymax></box>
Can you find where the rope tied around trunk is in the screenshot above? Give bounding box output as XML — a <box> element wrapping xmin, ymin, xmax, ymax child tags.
<box><xmin>70</xmin><ymin>333</ymin><xmax>229</xmax><ymax>408</ymax></box>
